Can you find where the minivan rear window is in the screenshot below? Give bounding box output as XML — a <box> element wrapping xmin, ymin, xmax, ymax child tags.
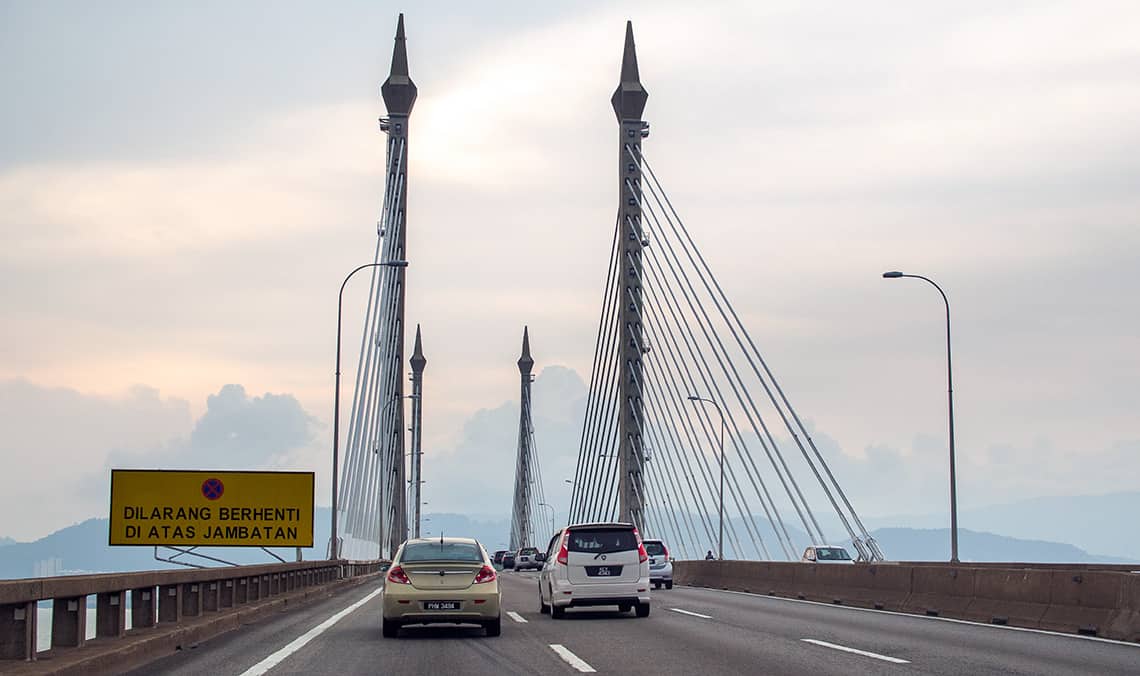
<box><xmin>644</xmin><ymin>542</ymin><xmax>666</xmax><ymax>556</ymax></box>
<box><xmin>567</xmin><ymin>528</ymin><xmax>638</xmax><ymax>553</ymax></box>
<box><xmin>401</xmin><ymin>542</ymin><xmax>483</xmax><ymax>562</ymax></box>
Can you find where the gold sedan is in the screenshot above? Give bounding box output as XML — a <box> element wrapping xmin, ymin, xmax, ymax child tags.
<box><xmin>381</xmin><ymin>537</ymin><xmax>502</xmax><ymax>637</ymax></box>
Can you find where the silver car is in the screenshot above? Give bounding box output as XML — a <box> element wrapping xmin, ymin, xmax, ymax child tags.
<box><xmin>643</xmin><ymin>539</ymin><xmax>673</xmax><ymax>589</ymax></box>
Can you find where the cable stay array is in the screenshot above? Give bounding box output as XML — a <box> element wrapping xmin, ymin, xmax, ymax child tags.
<box><xmin>568</xmin><ymin>146</ymin><xmax>884</xmax><ymax>562</ymax></box>
<box><xmin>337</xmin><ymin>133</ymin><xmax>409</xmax><ymax>561</ymax></box>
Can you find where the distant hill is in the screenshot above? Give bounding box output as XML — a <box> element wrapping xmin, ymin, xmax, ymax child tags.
<box><xmin>0</xmin><ymin>510</ymin><xmax>511</xmax><ymax>580</ymax></box>
<box><xmin>856</xmin><ymin>491</ymin><xmax>1140</xmax><ymax>561</ymax></box>
<box><xmin>0</xmin><ymin>536</ymin><xmax>16</xmax><ymax>547</ymax></box>
<box><xmin>867</xmin><ymin>527</ymin><xmax>1138</xmax><ymax>564</ymax></box>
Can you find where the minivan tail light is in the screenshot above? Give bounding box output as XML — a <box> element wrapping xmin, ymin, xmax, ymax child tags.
<box><xmin>473</xmin><ymin>565</ymin><xmax>497</xmax><ymax>584</ymax></box>
<box><xmin>557</xmin><ymin>530</ymin><xmax>570</xmax><ymax>565</ymax></box>
<box><xmin>386</xmin><ymin>565</ymin><xmax>411</xmax><ymax>585</ymax></box>
<box><xmin>633</xmin><ymin>527</ymin><xmax>648</xmax><ymax>563</ymax></box>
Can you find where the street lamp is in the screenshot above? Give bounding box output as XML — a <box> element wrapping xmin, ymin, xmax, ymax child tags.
<box><xmin>330</xmin><ymin>259</ymin><xmax>408</xmax><ymax>560</ymax></box>
<box><xmin>538</xmin><ymin>502</ymin><xmax>556</xmax><ymax>535</ymax></box>
<box><xmin>687</xmin><ymin>395</ymin><xmax>726</xmax><ymax>561</ymax></box>
<box><xmin>882</xmin><ymin>270</ymin><xmax>959</xmax><ymax>564</ymax></box>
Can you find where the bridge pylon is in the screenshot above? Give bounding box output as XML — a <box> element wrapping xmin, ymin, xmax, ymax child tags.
<box><xmin>510</xmin><ymin>327</ymin><xmax>539</xmax><ymax>550</ymax></box>
<box><xmin>613</xmin><ymin>21</ymin><xmax>649</xmax><ymax>532</ymax></box>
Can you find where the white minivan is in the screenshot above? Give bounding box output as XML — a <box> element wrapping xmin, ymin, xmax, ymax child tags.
<box><xmin>538</xmin><ymin>522</ymin><xmax>651</xmax><ymax>618</ymax></box>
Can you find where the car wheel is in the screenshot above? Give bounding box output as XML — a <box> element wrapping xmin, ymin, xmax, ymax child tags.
<box><xmin>551</xmin><ymin>604</ymin><xmax>565</xmax><ymax>619</ymax></box>
<box><xmin>665</xmin><ymin>581</ymin><xmax>673</xmax><ymax>590</ymax></box>
<box><xmin>636</xmin><ymin>602</ymin><xmax>650</xmax><ymax>618</ymax></box>
<box><xmin>484</xmin><ymin>616</ymin><xmax>502</xmax><ymax>637</ymax></box>
<box><xmin>652</xmin><ymin>581</ymin><xmax>660</xmax><ymax>589</ymax></box>
<box><xmin>381</xmin><ymin>617</ymin><xmax>399</xmax><ymax>638</ymax></box>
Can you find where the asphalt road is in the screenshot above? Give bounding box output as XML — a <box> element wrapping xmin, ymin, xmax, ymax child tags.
<box><xmin>129</xmin><ymin>570</ymin><xmax>1140</xmax><ymax>675</ymax></box>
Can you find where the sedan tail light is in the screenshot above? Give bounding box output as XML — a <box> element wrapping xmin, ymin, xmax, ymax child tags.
<box><xmin>556</xmin><ymin>530</ymin><xmax>570</xmax><ymax>565</ymax></box>
<box><xmin>473</xmin><ymin>565</ymin><xmax>497</xmax><ymax>584</ymax></box>
<box><xmin>633</xmin><ymin>527</ymin><xmax>648</xmax><ymax>563</ymax></box>
<box><xmin>662</xmin><ymin>544</ymin><xmax>670</xmax><ymax>562</ymax></box>
<box><xmin>386</xmin><ymin>565</ymin><xmax>411</xmax><ymax>585</ymax></box>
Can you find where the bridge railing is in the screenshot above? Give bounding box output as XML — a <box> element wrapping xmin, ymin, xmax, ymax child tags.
<box><xmin>0</xmin><ymin>559</ymin><xmax>384</xmax><ymax>663</ymax></box>
<box><xmin>674</xmin><ymin>560</ymin><xmax>1140</xmax><ymax>641</ymax></box>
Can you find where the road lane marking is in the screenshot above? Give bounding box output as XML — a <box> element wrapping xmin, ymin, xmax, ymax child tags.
<box><xmin>697</xmin><ymin>587</ymin><xmax>1140</xmax><ymax>649</ymax></box>
<box><xmin>238</xmin><ymin>587</ymin><xmax>382</xmax><ymax>676</ymax></box>
<box><xmin>549</xmin><ymin>644</ymin><xmax>597</xmax><ymax>673</ymax></box>
<box><xmin>507</xmin><ymin>611</ymin><xmax>528</xmax><ymax>623</ymax></box>
<box><xmin>670</xmin><ymin>607</ymin><xmax>712</xmax><ymax>619</ymax></box>
<box><xmin>801</xmin><ymin>638</ymin><xmax>910</xmax><ymax>664</ymax></box>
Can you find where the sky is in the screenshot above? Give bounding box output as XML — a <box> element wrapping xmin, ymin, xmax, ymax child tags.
<box><xmin>1</xmin><ymin>1</ymin><xmax>1138</xmax><ymax>543</ymax></box>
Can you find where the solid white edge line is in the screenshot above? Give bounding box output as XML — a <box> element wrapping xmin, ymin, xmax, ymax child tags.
<box><xmin>684</xmin><ymin>586</ymin><xmax>1140</xmax><ymax>649</ymax></box>
<box><xmin>802</xmin><ymin>638</ymin><xmax>910</xmax><ymax>664</ymax></box>
<box><xmin>239</xmin><ymin>587</ymin><xmax>383</xmax><ymax>676</ymax></box>
<box><xmin>670</xmin><ymin>607</ymin><xmax>713</xmax><ymax>619</ymax></box>
<box><xmin>507</xmin><ymin>610</ymin><xmax>528</xmax><ymax>623</ymax></box>
<box><xmin>549</xmin><ymin>644</ymin><xmax>597</xmax><ymax>673</ymax></box>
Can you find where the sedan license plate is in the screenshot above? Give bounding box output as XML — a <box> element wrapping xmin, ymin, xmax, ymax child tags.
<box><xmin>586</xmin><ymin>565</ymin><xmax>623</xmax><ymax>577</ymax></box>
<box><xmin>423</xmin><ymin>600</ymin><xmax>461</xmax><ymax>611</ymax></box>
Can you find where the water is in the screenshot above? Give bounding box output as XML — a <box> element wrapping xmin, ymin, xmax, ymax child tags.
<box><xmin>36</xmin><ymin>601</ymin><xmax>134</xmax><ymax>653</ymax></box>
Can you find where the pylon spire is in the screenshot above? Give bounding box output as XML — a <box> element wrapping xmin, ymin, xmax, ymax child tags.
<box><xmin>611</xmin><ymin>21</ymin><xmax>648</xmax><ymax>121</ymax></box>
<box><xmin>381</xmin><ymin>13</ymin><xmax>417</xmax><ymax>115</ymax></box>
<box><xmin>518</xmin><ymin>326</ymin><xmax>534</xmax><ymax>374</ymax></box>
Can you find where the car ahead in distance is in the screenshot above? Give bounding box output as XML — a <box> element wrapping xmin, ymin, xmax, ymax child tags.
<box><xmin>381</xmin><ymin>537</ymin><xmax>501</xmax><ymax>638</ymax></box>
<box><xmin>801</xmin><ymin>545</ymin><xmax>855</xmax><ymax>564</ymax></box>
<box><xmin>501</xmin><ymin>550</ymin><xmax>516</xmax><ymax>570</ymax></box>
<box><xmin>492</xmin><ymin>550</ymin><xmax>509</xmax><ymax>566</ymax></box>
<box><xmin>539</xmin><ymin>522</ymin><xmax>651</xmax><ymax>618</ymax></box>
<box><xmin>643</xmin><ymin>538</ymin><xmax>673</xmax><ymax>589</ymax></box>
<box><xmin>514</xmin><ymin>547</ymin><xmax>543</xmax><ymax>571</ymax></box>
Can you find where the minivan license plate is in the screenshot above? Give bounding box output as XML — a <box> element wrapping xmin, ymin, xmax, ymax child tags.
<box><xmin>423</xmin><ymin>601</ymin><xmax>460</xmax><ymax>610</ymax></box>
<box><xmin>586</xmin><ymin>565</ymin><xmax>623</xmax><ymax>577</ymax></box>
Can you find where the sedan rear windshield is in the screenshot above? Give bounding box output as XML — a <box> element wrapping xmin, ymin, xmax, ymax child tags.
<box><xmin>644</xmin><ymin>542</ymin><xmax>666</xmax><ymax>556</ymax></box>
<box><xmin>518</xmin><ymin>548</ymin><xmax>539</xmax><ymax>555</ymax></box>
<box><xmin>567</xmin><ymin>528</ymin><xmax>638</xmax><ymax>553</ymax></box>
<box><xmin>401</xmin><ymin>542</ymin><xmax>483</xmax><ymax>563</ymax></box>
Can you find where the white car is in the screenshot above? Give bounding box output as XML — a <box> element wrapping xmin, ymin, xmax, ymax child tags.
<box><xmin>538</xmin><ymin>522</ymin><xmax>651</xmax><ymax>618</ymax></box>
<box><xmin>514</xmin><ymin>547</ymin><xmax>543</xmax><ymax>571</ymax></box>
<box><xmin>801</xmin><ymin>545</ymin><xmax>855</xmax><ymax>563</ymax></box>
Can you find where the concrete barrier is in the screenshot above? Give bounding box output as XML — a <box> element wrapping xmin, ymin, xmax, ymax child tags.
<box><xmin>0</xmin><ymin>558</ymin><xmax>383</xmax><ymax>671</ymax></box>
<box><xmin>674</xmin><ymin>560</ymin><xmax>1140</xmax><ymax>641</ymax></box>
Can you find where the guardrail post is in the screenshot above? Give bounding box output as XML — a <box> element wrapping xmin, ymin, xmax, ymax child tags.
<box><xmin>220</xmin><ymin>580</ymin><xmax>234</xmax><ymax>609</ymax></box>
<box><xmin>95</xmin><ymin>591</ymin><xmax>126</xmax><ymax>639</ymax></box>
<box><xmin>51</xmin><ymin>595</ymin><xmax>86</xmax><ymax>649</ymax></box>
<box><xmin>203</xmin><ymin>582</ymin><xmax>220</xmax><ymax>613</ymax></box>
<box><xmin>0</xmin><ymin>601</ymin><xmax>37</xmax><ymax>660</ymax></box>
<box><xmin>131</xmin><ymin>587</ymin><xmax>155</xmax><ymax>629</ymax></box>
<box><xmin>158</xmin><ymin>584</ymin><xmax>181</xmax><ymax>623</ymax></box>
<box><xmin>181</xmin><ymin>583</ymin><xmax>202</xmax><ymax>617</ymax></box>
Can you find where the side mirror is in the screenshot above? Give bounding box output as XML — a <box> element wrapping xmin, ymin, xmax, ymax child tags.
<box><xmin>535</xmin><ymin>553</ymin><xmax>546</xmax><ymax>562</ymax></box>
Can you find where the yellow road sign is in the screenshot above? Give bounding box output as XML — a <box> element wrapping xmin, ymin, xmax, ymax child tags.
<box><xmin>109</xmin><ymin>470</ymin><xmax>314</xmax><ymax>547</ymax></box>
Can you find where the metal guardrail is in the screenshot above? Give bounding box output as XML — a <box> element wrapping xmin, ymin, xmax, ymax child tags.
<box><xmin>0</xmin><ymin>559</ymin><xmax>383</xmax><ymax>663</ymax></box>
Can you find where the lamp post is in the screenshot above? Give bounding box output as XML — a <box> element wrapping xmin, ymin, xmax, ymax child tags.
<box><xmin>882</xmin><ymin>270</ymin><xmax>958</xmax><ymax>564</ymax></box>
<box><xmin>538</xmin><ymin>502</ymin><xmax>556</xmax><ymax>536</ymax></box>
<box><xmin>330</xmin><ymin>259</ymin><xmax>408</xmax><ymax>560</ymax></box>
<box><xmin>687</xmin><ymin>395</ymin><xmax>726</xmax><ymax>561</ymax></box>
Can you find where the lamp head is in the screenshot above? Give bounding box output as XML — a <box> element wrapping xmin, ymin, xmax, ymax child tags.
<box><xmin>882</xmin><ymin>271</ymin><xmax>904</xmax><ymax>278</ymax></box>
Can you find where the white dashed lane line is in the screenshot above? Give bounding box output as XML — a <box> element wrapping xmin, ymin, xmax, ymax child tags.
<box><xmin>549</xmin><ymin>644</ymin><xmax>597</xmax><ymax>673</ymax></box>
<box><xmin>801</xmin><ymin>638</ymin><xmax>910</xmax><ymax>664</ymax></box>
<box><xmin>506</xmin><ymin>611</ymin><xmax>528</xmax><ymax>623</ymax></box>
<box><xmin>669</xmin><ymin>607</ymin><xmax>712</xmax><ymax>619</ymax></box>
